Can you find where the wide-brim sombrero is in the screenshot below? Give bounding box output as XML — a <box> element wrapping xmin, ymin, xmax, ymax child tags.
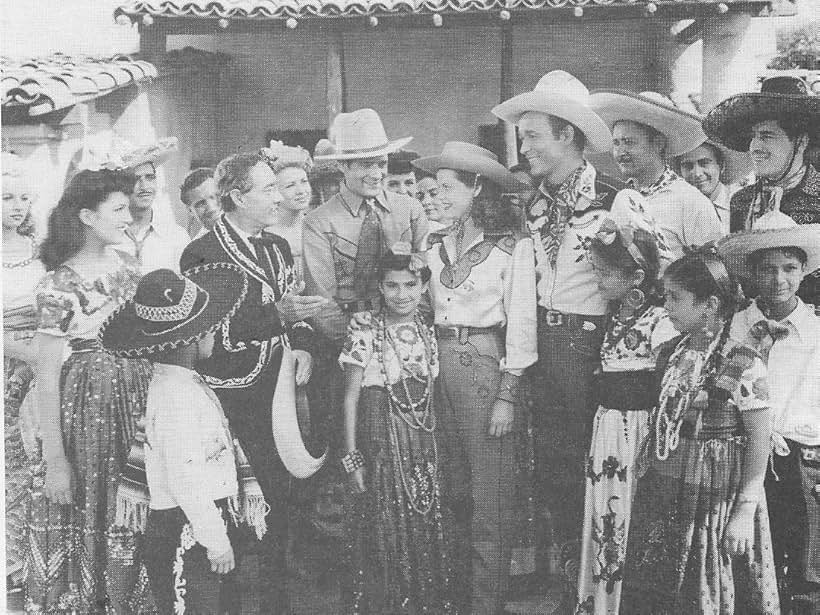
<box><xmin>100</xmin><ymin>262</ymin><xmax>248</xmax><ymax>358</ymax></box>
<box><xmin>703</xmin><ymin>92</ymin><xmax>820</xmax><ymax>152</ymax></box>
<box><xmin>716</xmin><ymin>215</ymin><xmax>820</xmax><ymax>280</ymax></box>
<box><xmin>413</xmin><ymin>141</ymin><xmax>531</xmax><ymax>192</ymax></box>
<box><xmin>590</xmin><ymin>90</ymin><xmax>707</xmax><ymax>156</ymax></box>
<box><xmin>79</xmin><ymin>135</ymin><xmax>179</xmax><ymax>172</ymax></box>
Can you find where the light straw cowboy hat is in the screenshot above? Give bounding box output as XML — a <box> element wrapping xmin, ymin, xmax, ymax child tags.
<box><xmin>413</xmin><ymin>141</ymin><xmax>531</xmax><ymax>192</ymax></box>
<box><xmin>590</xmin><ymin>90</ymin><xmax>707</xmax><ymax>157</ymax></box>
<box><xmin>314</xmin><ymin>108</ymin><xmax>412</xmax><ymax>161</ymax></box>
<box><xmin>716</xmin><ymin>213</ymin><xmax>820</xmax><ymax>281</ymax></box>
<box><xmin>703</xmin><ymin>76</ymin><xmax>820</xmax><ymax>152</ymax></box>
<box><xmin>491</xmin><ymin>70</ymin><xmax>613</xmax><ymax>154</ymax></box>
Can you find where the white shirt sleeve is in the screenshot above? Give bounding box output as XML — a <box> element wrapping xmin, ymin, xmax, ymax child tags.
<box><xmin>500</xmin><ymin>236</ymin><xmax>538</xmax><ymax>374</ymax></box>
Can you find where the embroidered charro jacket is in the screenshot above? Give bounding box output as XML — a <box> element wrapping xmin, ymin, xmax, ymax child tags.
<box><xmin>180</xmin><ymin>215</ymin><xmax>314</xmax><ymax>389</ymax></box>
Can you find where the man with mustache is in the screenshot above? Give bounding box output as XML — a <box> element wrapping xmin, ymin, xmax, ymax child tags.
<box><xmin>115</xmin><ymin>138</ymin><xmax>192</xmax><ymax>273</ymax></box>
<box><xmin>591</xmin><ymin>91</ymin><xmax>724</xmax><ymax>260</ymax></box>
<box><xmin>704</xmin><ymin>75</ymin><xmax>820</xmax><ymax>305</ymax></box>
<box><xmin>492</xmin><ymin>71</ymin><xmax>640</xmax><ymax>610</ymax></box>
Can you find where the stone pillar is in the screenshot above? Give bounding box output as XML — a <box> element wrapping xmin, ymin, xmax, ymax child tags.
<box><xmin>500</xmin><ymin>24</ymin><xmax>518</xmax><ymax>168</ymax></box>
<box><xmin>666</xmin><ymin>20</ymin><xmax>703</xmax><ymax>113</ymax></box>
<box><xmin>701</xmin><ymin>13</ymin><xmax>757</xmax><ymax>110</ymax></box>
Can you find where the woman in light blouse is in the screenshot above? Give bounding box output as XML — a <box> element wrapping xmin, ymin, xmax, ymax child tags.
<box><xmin>413</xmin><ymin>142</ymin><xmax>537</xmax><ymax>615</ymax></box>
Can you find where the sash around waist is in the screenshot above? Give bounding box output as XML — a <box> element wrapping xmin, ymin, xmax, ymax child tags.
<box><xmin>595</xmin><ymin>370</ymin><xmax>658</xmax><ymax>410</ymax></box>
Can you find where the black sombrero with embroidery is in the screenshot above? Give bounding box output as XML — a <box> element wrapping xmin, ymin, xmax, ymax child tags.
<box><xmin>100</xmin><ymin>262</ymin><xmax>248</xmax><ymax>358</ymax></box>
<box><xmin>703</xmin><ymin>76</ymin><xmax>820</xmax><ymax>152</ymax></box>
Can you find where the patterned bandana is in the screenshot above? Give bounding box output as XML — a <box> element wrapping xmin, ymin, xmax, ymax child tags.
<box><xmin>746</xmin><ymin>166</ymin><xmax>807</xmax><ymax>229</ymax></box>
<box><xmin>629</xmin><ymin>167</ymin><xmax>679</xmax><ymax>197</ymax></box>
<box><xmin>748</xmin><ymin>318</ymin><xmax>790</xmax><ymax>363</ymax></box>
<box><xmin>529</xmin><ymin>163</ymin><xmax>587</xmax><ymax>268</ymax></box>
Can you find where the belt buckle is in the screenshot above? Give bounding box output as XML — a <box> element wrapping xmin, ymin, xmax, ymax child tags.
<box><xmin>545</xmin><ymin>310</ymin><xmax>564</xmax><ymax>327</ymax></box>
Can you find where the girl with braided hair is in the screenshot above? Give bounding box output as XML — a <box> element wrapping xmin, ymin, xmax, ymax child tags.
<box><xmin>622</xmin><ymin>248</ymin><xmax>780</xmax><ymax>614</ymax></box>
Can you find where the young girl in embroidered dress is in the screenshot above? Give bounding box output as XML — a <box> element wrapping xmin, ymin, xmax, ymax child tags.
<box><xmin>576</xmin><ymin>219</ymin><xmax>676</xmax><ymax>615</ymax></box>
<box><xmin>340</xmin><ymin>246</ymin><xmax>454</xmax><ymax>614</ymax></box>
<box><xmin>623</xmin><ymin>249</ymin><xmax>780</xmax><ymax>614</ymax></box>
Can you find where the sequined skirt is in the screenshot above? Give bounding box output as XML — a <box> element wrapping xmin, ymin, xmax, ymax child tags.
<box><xmin>25</xmin><ymin>347</ymin><xmax>154</xmax><ymax>614</ymax></box>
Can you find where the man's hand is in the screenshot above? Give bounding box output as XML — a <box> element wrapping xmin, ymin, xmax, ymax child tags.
<box><xmin>44</xmin><ymin>454</ymin><xmax>74</xmax><ymax>505</ymax></box>
<box><xmin>293</xmin><ymin>349</ymin><xmax>314</xmax><ymax>386</ymax></box>
<box><xmin>208</xmin><ymin>545</ymin><xmax>236</xmax><ymax>574</ymax></box>
<box><xmin>276</xmin><ymin>294</ymin><xmax>327</xmax><ymax>324</ymax></box>
<box><xmin>488</xmin><ymin>399</ymin><xmax>515</xmax><ymax>438</ymax></box>
<box><xmin>348</xmin><ymin>467</ymin><xmax>367</xmax><ymax>494</ymax></box>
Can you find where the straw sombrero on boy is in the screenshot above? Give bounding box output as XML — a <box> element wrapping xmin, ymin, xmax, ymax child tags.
<box><xmin>717</xmin><ymin>212</ymin><xmax>820</xmax><ymax>281</ymax></box>
<box><xmin>100</xmin><ymin>262</ymin><xmax>247</xmax><ymax>357</ymax></box>
<box><xmin>413</xmin><ymin>141</ymin><xmax>531</xmax><ymax>192</ymax></box>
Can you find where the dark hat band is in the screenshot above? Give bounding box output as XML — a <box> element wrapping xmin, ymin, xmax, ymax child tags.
<box><xmin>135</xmin><ymin>277</ymin><xmax>199</xmax><ymax>323</ymax></box>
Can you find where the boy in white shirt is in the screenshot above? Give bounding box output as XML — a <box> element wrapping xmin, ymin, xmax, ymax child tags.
<box><xmin>101</xmin><ymin>263</ymin><xmax>267</xmax><ymax>614</ymax></box>
<box><xmin>719</xmin><ymin>214</ymin><xmax>820</xmax><ymax>614</ymax></box>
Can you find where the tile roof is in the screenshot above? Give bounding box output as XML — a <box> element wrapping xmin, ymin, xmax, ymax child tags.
<box><xmin>114</xmin><ymin>0</ymin><xmax>767</xmax><ymax>21</ymax></box>
<box><xmin>1</xmin><ymin>54</ymin><xmax>157</xmax><ymax>117</ymax></box>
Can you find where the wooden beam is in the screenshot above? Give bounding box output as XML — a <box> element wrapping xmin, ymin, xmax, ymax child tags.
<box><xmin>326</xmin><ymin>29</ymin><xmax>346</xmax><ymax>133</ymax></box>
<box><xmin>499</xmin><ymin>23</ymin><xmax>518</xmax><ymax>168</ymax></box>
<box><xmin>673</xmin><ymin>19</ymin><xmax>704</xmax><ymax>45</ymax></box>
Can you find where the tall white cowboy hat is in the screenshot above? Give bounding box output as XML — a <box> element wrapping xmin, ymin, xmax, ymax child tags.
<box><xmin>314</xmin><ymin>108</ymin><xmax>412</xmax><ymax>161</ymax></box>
<box><xmin>590</xmin><ymin>90</ymin><xmax>707</xmax><ymax>157</ymax></box>
<box><xmin>491</xmin><ymin>70</ymin><xmax>613</xmax><ymax>154</ymax></box>
<box><xmin>716</xmin><ymin>212</ymin><xmax>820</xmax><ymax>281</ymax></box>
<box><xmin>413</xmin><ymin>141</ymin><xmax>531</xmax><ymax>192</ymax></box>
<box><xmin>79</xmin><ymin>132</ymin><xmax>178</xmax><ymax>172</ymax></box>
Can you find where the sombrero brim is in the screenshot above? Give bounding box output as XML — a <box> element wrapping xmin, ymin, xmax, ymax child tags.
<box><xmin>491</xmin><ymin>92</ymin><xmax>613</xmax><ymax>154</ymax></box>
<box><xmin>703</xmin><ymin>92</ymin><xmax>820</xmax><ymax>152</ymax></box>
<box><xmin>99</xmin><ymin>262</ymin><xmax>248</xmax><ymax>358</ymax></box>
<box><xmin>110</xmin><ymin>137</ymin><xmax>179</xmax><ymax>171</ymax></box>
<box><xmin>590</xmin><ymin>90</ymin><xmax>707</xmax><ymax>156</ymax></box>
<box><xmin>412</xmin><ymin>153</ymin><xmax>531</xmax><ymax>192</ymax></box>
<box><xmin>716</xmin><ymin>224</ymin><xmax>820</xmax><ymax>280</ymax></box>
<box><xmin>313</xmin><ymin>136</ymin><xmax>413</xmax><ymax>161</ymax></box>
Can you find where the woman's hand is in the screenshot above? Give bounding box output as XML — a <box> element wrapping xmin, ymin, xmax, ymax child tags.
<box><xmin>348</xmin><ymin>467</ymin><xmax>367</xmax><ymax>494</ymax></box>
<box><xmin>723</xmin><ymin>502</ymin><xmax>756</xmax><ymax>557</ymax></box>
<box><xmin>44</xmin><ymin>454</ymin><xmax>74</xmax><ymax>505</ymax></box>
<box><xmin>488</xmin><ymin>399</ymin><xmax>515</xmax><ymax>438</ymax></box>
<box><xmin>208</xmin><ymin>545</ymin><xmax>236</xmax><ymax>574</ymax></box>
<box><xmin>348</xmin><ymin>311</ymin><xmax>373</xmax><ymax>333</ymax></box>
<box><xmin>293</xmin><ymin>349</ymin><xmax>314</xmax><ymax>386</ymax></box>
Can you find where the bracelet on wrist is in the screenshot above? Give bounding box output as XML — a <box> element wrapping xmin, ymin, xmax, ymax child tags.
<box><xmin>341</xmin><ymin>449</ymin><xmax>365</xmax><ymax>474</ymax></box>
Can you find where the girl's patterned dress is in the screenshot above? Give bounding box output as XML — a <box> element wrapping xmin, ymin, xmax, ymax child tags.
<box><xmin>576</xmin><ymin>305</ymin><xmax>675</xmax><ymax>614</ymax></box>
<box><xmin>624</xmin><ymin>336</ymin><xmax>780</xmax><ymax>614</ymax></box>
<box><xmin>3</xmin><ymin>236</ymin><xmax>46</xmax><ymax>584</ymax></box>
<box><xmin>25</xmin><ymin>253</ymin><xmax>154</xmax><ymax>614</ymax></box>
<box><xmin>339</xmin><ymin>312</ymin><xmax>454</xmax><ymax>614</ymax></box>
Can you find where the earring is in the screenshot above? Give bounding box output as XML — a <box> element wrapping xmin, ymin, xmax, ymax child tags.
<box><xmin>624</xmin><ymin>287</ymin><xmax>645</xmax><ymax>309</ymax></box>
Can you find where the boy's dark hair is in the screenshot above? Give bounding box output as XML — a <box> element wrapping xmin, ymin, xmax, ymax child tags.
<box><xmin>377</xmin><ymin>251</ymin><xmax>432</xmax><ymax>283</ymax></box>
<box><xmin>748</xmin><ymin>246</ymin><xmax>808</xmax><ymax>269</ymax></box>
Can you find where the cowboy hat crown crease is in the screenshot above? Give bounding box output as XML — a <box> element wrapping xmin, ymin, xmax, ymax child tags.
<box><xmin>315</xmin><ymin>108</ymin><xmax>412</xmax><ymax>161</ymax></box>
<box><xmin>412</xmin><ymin>141</ymin><xmax>530</xmax><ymax>192</ymax></box>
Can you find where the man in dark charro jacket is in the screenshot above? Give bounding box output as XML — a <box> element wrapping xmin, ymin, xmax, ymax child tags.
<box><xmin>704</xmin><ymin>76</ymin><xmax>820</xmax><ymax>305</ymax></box>
<box><xmin>180</xmin><ymin>150</ymin><xmax>325</xmax><ymax>613</ymax></box>
<box><xmin>492</xmin><ymin>71</ymin><xmax>643</xmax><ymax>609</ymax></box>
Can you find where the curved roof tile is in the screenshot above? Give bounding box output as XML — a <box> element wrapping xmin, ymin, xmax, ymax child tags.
<box><xmin>1</xmin><ymin>54</ymin><xmax>156</xmax><ymax>117</ymax></box>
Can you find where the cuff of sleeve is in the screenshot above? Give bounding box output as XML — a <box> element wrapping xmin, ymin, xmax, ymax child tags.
<box><xmin>189</xmin><ymin>506</ymin><xmax>232</xmax><ymax>555</ymax></box>
<box><xmin>289</xmin><ymin>321</ymin><xmax>316</xmax><ymax>354</ymax></box>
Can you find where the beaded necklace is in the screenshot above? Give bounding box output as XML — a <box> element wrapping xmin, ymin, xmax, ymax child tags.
<box><xmin>374</xmin><ymin>311</ymin><xmax>439</xmax><ymax>515</ymax></box>
<box><xmin>654</xmin><ymin>323</ymin><xmax>727</xmax><ymax>461</ymax></box>
<box><xmin>3</xmin><ymin>235</ymin><xmax>36</xmax><ymax>269</ymax></box>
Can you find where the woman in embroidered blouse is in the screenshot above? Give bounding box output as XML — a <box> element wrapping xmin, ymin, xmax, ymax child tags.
<box><xmin>412</xmin><ymin>142</ymin><xmax>537</xmax><ymax>614</ymax></box>
<box><xmin>3</xmin><ymin>152</ymin><xmax>46</xmax><ymax>587</ymax></box>
<box><xmin>576</xmin><ymin>219</ymin><xmax>675</xmax><ymax>614</ymax></box>
<box><xmin>340</xmin><ymin>249</ymin><xmax>453</xmax><ymax>614</ymax></box>
<box><xmin>623</xmin><ymin>250</ymin><xmax>779</xmax><ymax>614</ymax></box>
<box><xmin>27</xmin><ymin>170</ymin><xmax>154</xmax><ymax>614</ymax></box>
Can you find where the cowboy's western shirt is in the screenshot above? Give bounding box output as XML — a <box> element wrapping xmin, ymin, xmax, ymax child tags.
<box><xmin>527</xmin><ymin>163</ymin><xmax>639</xmax><ymax>316</ymax></box>
<box><xmin>303</xmin><ymin>183</ymin><xmax>429</xmax><ymax>342</ymax></box>
<box><xmin>730</xmin><ymin>299</ymin><xmax>820</xmax><ymax>447</ymax></box>
<box><xmin>145</xmin><ymin>363</ymin><xmax>237</xmax><ymax>556</ymax></box>
<box><xmin>428</xmin><ymin>229</ymin><xmax>538</xmax><ymax>375</ymax></box>
<box><xmin>629</xmin><ymin>168</ymin><xmax>724</xmax><ymax>260</ymax></box>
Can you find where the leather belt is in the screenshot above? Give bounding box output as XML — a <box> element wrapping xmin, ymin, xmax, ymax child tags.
<box><xmin>70</xmin><ymin>338</ymin><xmax>104</xmax><ymax>353</ymax></box>
<box><xmin>436</xmin><ymin>325</ymin><xmax>502</xmax><ymax>344</ymax></box>
<box><xmin>537</xmin><ymin>307</ymin><xmax>605</xmax><ymax>329</ymax></box>
<box><xmin>338</xmin><ymin>297</ymin><xmax>379</xmax><ymax>313</ymax></box>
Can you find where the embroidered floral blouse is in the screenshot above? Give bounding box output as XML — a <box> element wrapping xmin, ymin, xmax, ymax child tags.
<box><xmin>36</xmin><ymin>252</ymin><xmax>141</xmax><ymax>340</ymax></box>
<box><xmin>339</xmin><ymin>316</ymin><xmax>439</xmax><ymax>389</ymax></box>
<box><xmin>427</xmin><ymin>229</ymin><xmax>537</xmax><ymax>375</ymax></box>
<box><xmin>600</xmin><ymin>306</ymin><xmax>676</xmax><ymax>373</ymax></box>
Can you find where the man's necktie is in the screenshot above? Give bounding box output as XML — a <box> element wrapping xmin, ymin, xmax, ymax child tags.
<box><xmin>749</xmin><ymin>318</ymin><xmax>790</xmax><ymax>362</ymax></box>
<box><xmin>353</xmin><ymin>198</ymin><xmax>383</xmax><ymax>300</ymax></box>
<box><xmin>249</xmin><ymin>236</ymin><xmax>276</xmax><ymax>286</ymax></box>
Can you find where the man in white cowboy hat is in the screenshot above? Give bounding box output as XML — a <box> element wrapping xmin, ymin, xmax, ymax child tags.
<box><xmin>704</xmin><ymin>75</ymin><xmax>820</xmax><ymax>305</ymax></box>
<box><xmin>491</xmin><ymin>70</ymin><xmax>642</xmax><ymax>597</ymax></box>
<box><xmin>591</xmin><ymin>90</ymin><xmax>724</xmax><ymax>259</ymax></box>
<box><xmin>676</xmin><ymin>137</ymin><xmax>751</xmax><ymax>236</ymax></box>
<box><xmin>303</xmin><ymin>108</ymin><xmax>428</xmax><ymax>343</ymax></box>
<box><xmin>719</xmin><ymin>214</ymin><xmax>820</xmax><ymax>614</ymax></box>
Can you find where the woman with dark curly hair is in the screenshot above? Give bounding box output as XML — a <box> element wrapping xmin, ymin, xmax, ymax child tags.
<box><xmin>413</xmin><ymin>142</ymin><xmax>536</xmax><ymax>614</ymax></box>
<box><xmin>27</xmin><ymin>169</ymin><xmax>155</xmax><ymax>613</ymax></box>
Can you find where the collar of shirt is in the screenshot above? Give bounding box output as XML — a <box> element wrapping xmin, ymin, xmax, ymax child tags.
<box><xmin>338</xmin><ymin>182</ymin><xmax>391</xmax><ymax>217</ymax></box>
<box><xmin>796</xmin><ymin>163</ymin><xmax>820</xmax><ymax>198</ymax></box>
<box><xmin>628</xmin><ymin>167</ymin><xmax>679</xmax><ymax>197</ymax></box>
<box><xmin>745</xmin><ymin>298</ymin><xmax>816</xmax><ymax>343</ymax></box>
<box><xmin>224</xmin><ymin>214</ymin><xmax>262</xmax><ymax>253</ymax></box>
<box><xmin>710</xmin><ymin>182</ymin><xmax>731</xmax><ymax>213</ymax></box>
<box><xmin>536</xmin><ymin>160</ymin><xmax>597</xmax><ymax>212</ymax></box>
